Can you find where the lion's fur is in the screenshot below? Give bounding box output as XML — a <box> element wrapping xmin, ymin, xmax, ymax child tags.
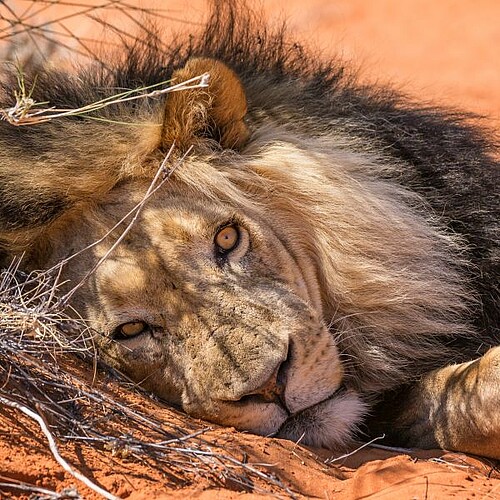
<box><xmin>0</xmin><ymin>2</ymin><xmax>498</xmax><ymax>452</ymax></box>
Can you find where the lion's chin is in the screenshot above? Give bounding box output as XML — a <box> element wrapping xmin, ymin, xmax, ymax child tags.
<box><xmin>276</xmin><ymin>390</ymin><xmax>367</xmax><ymax>450</ymax></box>
<box><xmin>223</xmin><ymin>389</ymin><xmax>366</xmax><ymax>451</ymax></box>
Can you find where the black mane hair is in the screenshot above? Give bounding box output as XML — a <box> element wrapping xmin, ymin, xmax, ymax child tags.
<box><xmin>1</xmin><ymin>0</ymin><xmax>498</xmax><ymax>340</ymax></box>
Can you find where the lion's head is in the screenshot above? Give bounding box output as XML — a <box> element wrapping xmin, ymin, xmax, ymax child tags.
<box><xmin>52</xmin><ymin>179</ymin><xmax>359</xmax><ymax>447</ymax></box>
<box><xmin>1</xmin><ymin>13</ymin><xmax>484</xmax><ymax>450</ymax></box>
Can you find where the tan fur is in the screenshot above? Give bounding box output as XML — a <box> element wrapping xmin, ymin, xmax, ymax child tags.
<box><xmin>386</xmin><ymin>347</ymin><xmax>500</xmax><ymax>460</ymax></box>
<box><xmin>2</xmin><ymin>59</ymin><xmax>498</xmax><ymax>455</ymax></box>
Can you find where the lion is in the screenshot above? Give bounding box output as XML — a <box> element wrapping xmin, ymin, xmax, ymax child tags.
<box><xmin>0</xmin><ymin>3</ymin><xmax>499</xmax><ymax>458</ymax></box>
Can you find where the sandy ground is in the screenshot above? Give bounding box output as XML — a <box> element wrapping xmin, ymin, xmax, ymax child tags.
<box><xmin>152</xmin><ymin>0</ymin><xmax>500</xmax><ymax>119</ymax></box>
<box><xmin>1</xmin><ymin>1</ymin><xmax>499</xmax><ymax>499</ymax></box>
<box><xmin>2</xmin><ymin>354</ymin><xmax>500</xmax><ymax>499</ymax></box>
<box><xmin>266</xmin><ymin>0</ymin><xmax>500</xmax><ymax>121</ymax></box>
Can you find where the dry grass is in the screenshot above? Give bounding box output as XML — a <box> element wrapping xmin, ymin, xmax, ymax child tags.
<box><xmin>0</xmin><ymin>67</ymin><xmax>209</xmax><ymax>126</ymax></box>
<box><xmin>0</xmin><ymin>1</ymin><xmax>189</xmax><ymax>63</ymax></box>
<box><xmin>0</xmin><ymin>2</ymin><xmax>208</xmax><ymax>127</ymax></box>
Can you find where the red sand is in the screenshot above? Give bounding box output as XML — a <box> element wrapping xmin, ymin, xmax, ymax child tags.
<box><xmin>269</xmin><ymin>0</ymin><xmax>500</xmax><ymax>121</ymax></box>
<box><xmin>164</xmin><ymin>0</ymin><xmax>500</xmax><ymax>120</ymax></box>
<box><xmin>2</xmin><ymin>373</ymin><xmax>500</xmax><ymax>499</ymax></box>
<box><xmin>1</xmin><ymin>1</ymin><xmax>499</xmax><ymax>498</ymax></box>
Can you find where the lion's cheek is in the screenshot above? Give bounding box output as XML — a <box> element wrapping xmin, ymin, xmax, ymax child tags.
<box><xmin>97</xmin><ymin>338</ymin><xmax>186</xmax><ymax>407</ymax></box>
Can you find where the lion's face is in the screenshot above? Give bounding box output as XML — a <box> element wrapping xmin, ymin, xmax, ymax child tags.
<box><xmin>47</xmin><ymin>180</ymin><xmax>362</xmax><ymax>448</ymax></box>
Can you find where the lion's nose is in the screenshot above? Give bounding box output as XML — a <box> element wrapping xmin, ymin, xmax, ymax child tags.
<box><xmin>238</xmin><ymin>359</ymin><xmax>289</xmax><ymax>408</ymax></box>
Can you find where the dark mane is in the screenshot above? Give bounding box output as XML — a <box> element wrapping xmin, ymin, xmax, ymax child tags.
<box><xmin>0</xmin><ymin>0</ymin><xmax>498</xmax><ymax>340</ymax></box>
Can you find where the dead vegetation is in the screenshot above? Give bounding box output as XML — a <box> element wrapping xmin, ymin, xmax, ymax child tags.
<box><xmin>0</xmin><ymin>68</ymin><xmax>209</xmax><ymax>126</ymax></box>
<box><xmin>0</xmin><ymin>1</ymin><xmax>187</xmax><ymax>63</ymax></box>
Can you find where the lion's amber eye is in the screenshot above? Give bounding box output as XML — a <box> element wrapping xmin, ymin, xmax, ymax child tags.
<box><xmin>215</xmin><ymin>225</ymin><xmax>239</xmax><ymax>252</ymax></box>
<box><xmin>117</xmin><ymin>321</ymin><xmax>149</xmax><ymax>338</ymax></box>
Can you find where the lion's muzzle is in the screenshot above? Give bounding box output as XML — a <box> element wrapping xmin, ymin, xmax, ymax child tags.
<box><xmin>225</xmin><ymin>353</ymin><xmax>290</xmax><ymax>411</ymax></box>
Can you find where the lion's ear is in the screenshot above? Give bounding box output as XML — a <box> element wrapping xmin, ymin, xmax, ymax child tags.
<box><xmin>162</xmin><ymin>58</ymin><xmax>250</xmax><ymax>151</ymax></box>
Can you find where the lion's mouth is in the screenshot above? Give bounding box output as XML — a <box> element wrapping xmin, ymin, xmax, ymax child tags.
<box><xmin>232</xmin><ymin>342</ymin><xmax>345</xmax><ymax>421</ymax></box>
<box><xmin>201</xmin><ymin>336</ymin><xmax>353</xmax><ymax>445</ymax></box>
<box><xmin>283</xmin><ymin>384</ymin><xmax>347</xmax><ymax>418</ymax></box>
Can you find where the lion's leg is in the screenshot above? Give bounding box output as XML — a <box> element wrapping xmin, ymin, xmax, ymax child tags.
<box><xmin>376</xmin><ymin>346</ymin><xmax>500</xmax><ymax>459</ymax></box>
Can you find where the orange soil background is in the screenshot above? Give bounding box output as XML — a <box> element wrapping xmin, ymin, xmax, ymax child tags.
<box><xmin>1</xmin><ymin>1</ymin><xmax>499</xmax><ymax>499</ymax></box>
<box><xmin>169</xmin><ymin>0</ymin><xmax>500</xmax><ymax>120</ymax></box>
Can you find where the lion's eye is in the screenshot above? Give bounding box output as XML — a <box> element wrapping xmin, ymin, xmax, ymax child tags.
<box><xmin>116</xmin><ymin>321</ymin><xmax>149</xmax><ymax>339</ymax></box>
<box><xmin>215</xmin><ymin>225</ymin><xmax>239</xmax><ymax>252</ymax></box>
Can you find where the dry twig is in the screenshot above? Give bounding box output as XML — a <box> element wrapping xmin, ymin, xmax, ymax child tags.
<box><xmin>0</xmin><ymin>71</ymin><xmax>210</xmax><ymax>126</ymax></box>
<box><xmin>0</xmin><ymin>1</ymin><xmax>193</xmax><ymax>62</ymax></box>
<box><xmin>0</xmin><ymin>395</ymin><xmax>119</xmax><ymax>500</ymax></box>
